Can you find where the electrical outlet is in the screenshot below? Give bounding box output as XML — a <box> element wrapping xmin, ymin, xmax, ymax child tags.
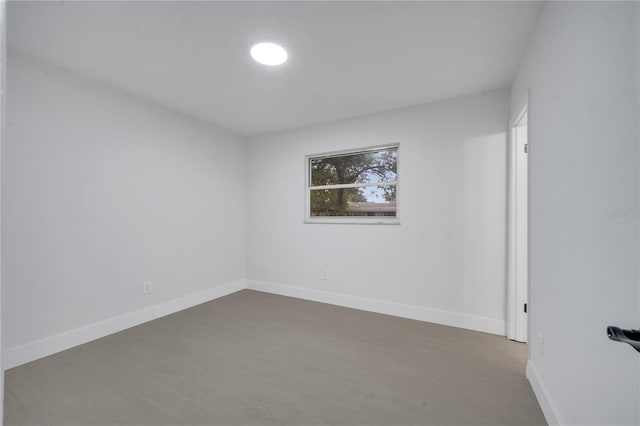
<box><xmin>322</xmin><ymin>270</ymin><xmax>329</xmax><ymax>281</ymax></box>
<box><xmin>143</xmin><ymin>281</ymin><xmax>152</xmax><ymax>295</ymax></box>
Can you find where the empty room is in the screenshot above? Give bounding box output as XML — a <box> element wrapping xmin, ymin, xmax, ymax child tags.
<box><xmin>1</xmin><ymin>1</ymin><xmax>639</xmax><ymax>425</ymax></box>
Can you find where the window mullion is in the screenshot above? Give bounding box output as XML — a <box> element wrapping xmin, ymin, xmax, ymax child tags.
<box><xmin>310</xmin><ymin>181</ymin><xmax>397</xmax><ymax>191</ymax></box>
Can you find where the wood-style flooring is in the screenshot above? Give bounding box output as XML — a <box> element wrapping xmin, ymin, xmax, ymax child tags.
<box><xmin>4</xmin><ymin>290</ymin><xmax>546</xmax><ymax>425</ymax></box>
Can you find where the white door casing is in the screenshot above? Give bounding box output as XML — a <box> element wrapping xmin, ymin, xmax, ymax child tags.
<box><xmin>508</xmin><ymin>95</ymin><xmax>529</xmax><ymax>343</ymax></box>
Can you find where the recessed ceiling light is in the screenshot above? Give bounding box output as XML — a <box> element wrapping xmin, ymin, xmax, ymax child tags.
<box><xmin>250</xmin><ymin>42</ymin><xmax>288</xmax><ymax>66</ymax></box>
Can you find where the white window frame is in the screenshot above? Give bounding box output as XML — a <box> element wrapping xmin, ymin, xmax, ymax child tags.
<box><xmin>304</xmin><ymin>144</ymin><xmax>400</xmax><ymax>225</ymax></box>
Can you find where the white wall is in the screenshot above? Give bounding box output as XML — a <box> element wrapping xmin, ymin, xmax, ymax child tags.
<box><xmin>247</xmin><ymin>89</ymin><xmax>509</xmax><ymax>335</ymax></box>
<box><xmin>3</xmin><ymin>52</ymin><xmax>247</xmax><ymax>366</ymax></box>
<box><xmin>511</xmin><ymin>2</ymin><xmax>640</xmax><ymax>425</ymax></box>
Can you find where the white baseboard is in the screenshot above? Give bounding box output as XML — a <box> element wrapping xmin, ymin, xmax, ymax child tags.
<box><xmin>247</xmin><ymin>280</ymin><xmax>506</xmax><ymax>336</ymax></box>
<box><xmin>4</xmin><ymin>279</ymin><xmax>247</xmax><ymax>370</ymax></box>
<box><xmin>527</xmin><ymin>361</ymin><xmax>562</xmax><ymax>425</ymax></box>
<box><xmin>5</xmin><ymin>279</ymin><xmax>507</xmax><ymax>370</ymax></box>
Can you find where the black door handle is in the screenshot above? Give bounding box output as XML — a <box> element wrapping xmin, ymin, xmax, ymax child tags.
<box><xmin>607</xmin><ymin>326</ymin><xmax>640</xmax><ymax>353</ymax></box>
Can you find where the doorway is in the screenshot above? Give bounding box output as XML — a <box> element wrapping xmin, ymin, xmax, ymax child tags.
<box><xmin>508</xmin><ymin>98</ymin><xmax>529</xmax><ymax>343</ymax></box>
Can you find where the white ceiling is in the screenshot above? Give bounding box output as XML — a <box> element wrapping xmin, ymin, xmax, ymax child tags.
<box><xmin>8</xmin><ymin>1</ymin><xmax>542</xmax><ymax>136</ymax></box>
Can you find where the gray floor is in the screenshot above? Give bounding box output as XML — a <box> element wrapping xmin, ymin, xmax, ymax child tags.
<box><xmin>4</xmin><ymin>290</ymin><xmax>546</xmax><ymax>426</ymax></box>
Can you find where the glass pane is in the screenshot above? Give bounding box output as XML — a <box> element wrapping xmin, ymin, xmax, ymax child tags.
<box><xmin>310</xmin><ymin>147</ymin><xmax>397</xmax><ymax>187</ymax></box>
<box><xmin>310</xmin><ymin>185</ymin><xmax>396</xmax><ymax>217</ymax></box>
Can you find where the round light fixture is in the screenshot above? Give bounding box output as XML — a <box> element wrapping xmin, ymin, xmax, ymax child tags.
<box><xmin>250</xmin><ymin>42</ymin><xmax>288</xmax><ymax>66</ymax></box>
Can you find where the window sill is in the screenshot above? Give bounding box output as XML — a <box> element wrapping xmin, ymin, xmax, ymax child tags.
<box><xmin>304</xmin><ymin>218</ymin><xmax>401</xmax><ymax>225</ymax></box>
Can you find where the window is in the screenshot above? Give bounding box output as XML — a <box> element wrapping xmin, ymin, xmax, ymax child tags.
<box><xmin>305</xmin><ymin>145</ymin><xmax>399</xmax><ymax>224</ymax></box>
